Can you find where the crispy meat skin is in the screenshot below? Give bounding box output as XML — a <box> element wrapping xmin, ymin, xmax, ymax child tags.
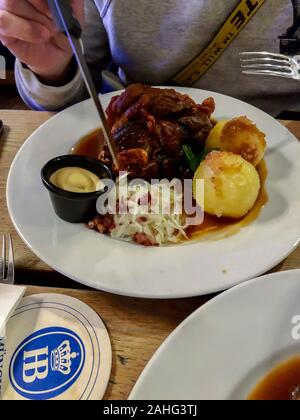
<box><xmin>103</xmin><ymin>84</ymin><xmax>215</xmax><ymax>179</ymax></box>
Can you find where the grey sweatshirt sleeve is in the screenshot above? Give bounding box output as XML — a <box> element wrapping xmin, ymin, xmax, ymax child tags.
<box><xmin>15</xmin><ymin>0</ymin><xmax>110</xmax><ymax>111</ymax></box>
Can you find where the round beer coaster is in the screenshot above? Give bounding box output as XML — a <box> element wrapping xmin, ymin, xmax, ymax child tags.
<box><xmin>0</xmin><ymin>294</ymin><xmax>112</xmax><ymax>400</ymax></box>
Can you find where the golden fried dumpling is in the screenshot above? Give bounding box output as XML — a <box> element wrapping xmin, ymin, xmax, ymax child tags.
<box><xmin>193</xmin><ymin>151</ymin><xmax>260</xmax><ymax>218</ymax></box>
<box><xmin>206</xmin><ymin>120</ymin><xmax>228</xmax><ymax>150</ymax></box>
<box><xmin>206</xmin><ymin>117</ymin><xmax>266</xmax><ymax>167</ymax></box>
<box><xmin>220</xmin><ymin>117</ymin><xmax>266</xmax><ymax>167</ymax></box>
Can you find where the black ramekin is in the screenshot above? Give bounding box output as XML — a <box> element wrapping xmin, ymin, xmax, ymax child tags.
<box><xmin>41</xmin><ymin>155</ymin><xmax>113</xmax><ymax>223</ymax></box>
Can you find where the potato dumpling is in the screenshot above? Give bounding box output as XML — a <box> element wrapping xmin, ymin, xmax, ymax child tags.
<box><xmin>193</xmin><ymin>151</ymin><xmax>260</xmax><ymax>218</ymax></box>
<box><xmin>221</xmin><ymin>117</ymin><xmax>266</xmax><ymax>167</ymax></box>
<box><xmin>206</xmin><ymin>120</ymin><xmax>228</xmax><ymax>150</ymax></box>
<box><xmin>206</xmin><ymin>117</ymin><xmax>266</xmax><ymax>167</ymax></box>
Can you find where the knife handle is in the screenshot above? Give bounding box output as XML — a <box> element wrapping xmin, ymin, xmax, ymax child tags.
<box><xmin>47</xmin><ymin>0</ymin><xmax>82</xmax><ymax>38</ymax></box>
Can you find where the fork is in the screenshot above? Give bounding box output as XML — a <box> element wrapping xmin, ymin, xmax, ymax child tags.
<box><xmin>0</xmin><ymin>234</ymin><xmax>15</xmax><ymax>285</ymax></box>
<box><xmin>240</xmin><ymin>52</ymin><xmax>300</xmax><ymax>80</ymax></box>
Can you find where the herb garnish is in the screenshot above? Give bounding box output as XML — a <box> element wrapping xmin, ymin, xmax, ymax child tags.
<box><xmin>182</xmin><ymin>145</ymin><xmax>218</xmax><ymax>172</ymax></box>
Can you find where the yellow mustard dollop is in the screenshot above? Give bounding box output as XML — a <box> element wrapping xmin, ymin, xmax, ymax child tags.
<box><xmin>50</xmin><ymin>167</ymin><xmax>101</xmax><ymax>193</ymax></box>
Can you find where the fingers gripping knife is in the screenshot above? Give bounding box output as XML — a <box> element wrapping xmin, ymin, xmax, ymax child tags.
<box><xmin>47</xmin><ymin>0</ymin><xmax>119</xmax><ymax>169</ymax></box>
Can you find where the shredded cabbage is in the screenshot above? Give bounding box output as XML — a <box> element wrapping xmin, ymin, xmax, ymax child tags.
<box><xmin>107</xmin><ymin>180</ymin><xmax>187</xmax><ymax>246</ymax></box>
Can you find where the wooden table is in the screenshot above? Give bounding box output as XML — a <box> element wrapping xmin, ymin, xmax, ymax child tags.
<box><xmin>1</xmin><ymin>110</ymin><xmax>300</xmax><ymax>400</ymax></box>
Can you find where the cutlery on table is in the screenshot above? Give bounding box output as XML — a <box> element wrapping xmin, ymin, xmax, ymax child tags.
<box><xmin>0</xmin><ymin>234</ymin><xmax>25</xmax><ymax>341</ymax></box>
<box><xmin>240</xmin><ymin>5</ymin><xmax>300</xmax><ymax>81</ymax></box>
<box><xmin>0</xmin><ymin>234</ymin><xmax>15</xmax><ymax>285</ymax></box>
<box><xmin>240</xmin><ymin>52</ymin><xmax>300</xmax><ymax>80</ymax></box>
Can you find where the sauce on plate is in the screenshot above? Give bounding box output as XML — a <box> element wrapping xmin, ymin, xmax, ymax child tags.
<box><xmin>71</xmin><ymin>129</ymin><xmax>104</xmax><ymax>158</ymax></box>
<box><xmin>248</xmin><ymin>357</ymin><xmax>300</xmax><ymax>400</ymax></box>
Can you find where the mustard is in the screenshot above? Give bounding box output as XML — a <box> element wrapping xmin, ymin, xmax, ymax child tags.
<box><xmin>50</xmin><ymin>167</ymin><xmax>101</xmax><ymax>193</ymax></box>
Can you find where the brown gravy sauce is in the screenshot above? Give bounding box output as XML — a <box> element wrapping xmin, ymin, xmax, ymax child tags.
<box><xmin>71</xmin><ymin>128</ymin><xmax>104</xmax><ymax>158</ymax></box>
<box><xmin>72</xmin><ymin>129</ymin><xmax>268</xmax><ymax>241</ymax></box>
<box><xmin>248</xmin><ymin>357</ymin><xmax>300</xmax><ymax>400</ymax></box>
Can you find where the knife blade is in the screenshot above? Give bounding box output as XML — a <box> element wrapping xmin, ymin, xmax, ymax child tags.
<box><xmin>47</xmin><ymin>0</ymin><xmax>119</xmax><ymax>169</ymax></box>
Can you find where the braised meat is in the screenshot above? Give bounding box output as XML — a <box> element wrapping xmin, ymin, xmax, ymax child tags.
<box><xmin>101</xmin><ymin>84</ymin><xmax>215</xmax><ymax>179</ymax></box>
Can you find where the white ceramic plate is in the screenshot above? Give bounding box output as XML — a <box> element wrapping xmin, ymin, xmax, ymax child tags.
<box><xmin>6</xmin><ymin>88</ymin><xmax>300</xmax><ymax>298</ymax></box>
<box><xmin>130</xmin><ymin>269</ymin><xmax>300</xmax><ymax>400</ymax></box>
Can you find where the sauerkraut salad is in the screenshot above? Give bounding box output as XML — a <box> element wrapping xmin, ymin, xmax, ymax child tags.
<box><xmin>88</xmin><ymin>179</ymin><xmax>188</xmax><ymax>246</ymax></box>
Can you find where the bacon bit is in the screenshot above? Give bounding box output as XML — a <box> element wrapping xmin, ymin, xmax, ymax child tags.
<box><xmin>134</xmin><ymin>233</ymin><xmax>158</xmax><ymax>247</ymax></box>
<box><xmin>88</xmin><ymin>214</ymin><xmax>116</xmax><ymax>234</ymax></box>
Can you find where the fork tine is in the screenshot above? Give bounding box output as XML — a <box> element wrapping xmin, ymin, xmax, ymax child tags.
<box><xmin>241</xmin><ymin>63</ymin><xmax>293</xmax><ymax>73</ymax></box>
<box><xmin>0</xmin><ymin>234</ymin><xmax>5</xmax><ymax>283</ymax></box>
<box><xmin>239</xmin><ymin>51</ymin><xmax>291</xmax><ymax>61</ymax></box>
<box><xmin>6</xmin><ymin>235</ymin><xmax>14</xmax><ymax>285</ymax></box>
<box><xmin>240</xmin><ymin>57</ymin><xmax>291</xmax><ymax>65</ymax></box>
<box><xmin>242</xmin><ymin>69</ymin><xmax>293</xmax><ymax>78</ymax></box>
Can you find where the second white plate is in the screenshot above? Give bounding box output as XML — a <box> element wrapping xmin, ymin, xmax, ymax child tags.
<box><xmin>130</xmin><ymin>270</ymin><xmax>300</xmax><ymax>400</ymax></box>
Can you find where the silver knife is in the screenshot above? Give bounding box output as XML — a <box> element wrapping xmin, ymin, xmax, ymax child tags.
<box><xmin>47</xmin><ymin>0</ymin><xmax>119</xmax><ymax>169</ymax></box>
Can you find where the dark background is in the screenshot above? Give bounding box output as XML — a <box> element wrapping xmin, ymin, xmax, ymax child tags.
<box><xmin>0</xmin><ymin>44</ymin><xmax>27</xmax><ymax>109</ymax></box>
<box><xmin>0</xmin><ymin>44</ymin><xmax>15</xmax><ymax>71</ymax></box>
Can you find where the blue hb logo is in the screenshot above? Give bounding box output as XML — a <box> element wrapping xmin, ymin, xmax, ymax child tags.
<box><xmin>9</xmin><ymin>327</ymin><xmax>85</xmax><ymax>400</ymax></box>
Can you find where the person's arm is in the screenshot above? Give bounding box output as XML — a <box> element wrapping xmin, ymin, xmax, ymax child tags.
<box><xmin>15</xmin><ymin>0</ymin><xmax>110</xmax><ymax>111</ymax></box>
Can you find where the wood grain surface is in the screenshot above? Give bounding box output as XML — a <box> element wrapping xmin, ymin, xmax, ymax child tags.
<box><xmin>24</xmin><ymin>285</ymin><xmax>209</xmax><ymax>400</ymax></box>
<box><xmin>1</xmin><ymin>110</ymin><xmax>300</xmax><ymax>400</ymax></box>
<box><xmin>0</xmin><ymin>111</ymin><xmax>53</xmax><ymax>275</ymax></box>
